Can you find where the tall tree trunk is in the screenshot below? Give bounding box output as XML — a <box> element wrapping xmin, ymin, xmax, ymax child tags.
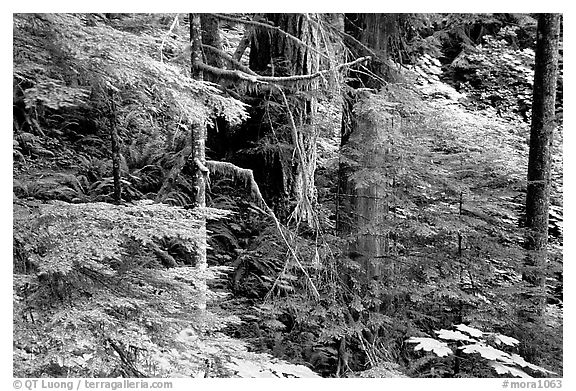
<box><xmin>250</xmin><ymin>13</ymin><xmax>321</xmax><ymax>228</ymax></box>
<box><xmin>108</xmin><ymin>89</ymin><xmax>122</xmax><ymax>205</ymax></box>
<box><xmin>523</xmin><ymin>14</ymin><xmax>560</xmax><ymax>307</ymax></box>
<box><xmin>341</xmin><ymin>101</ymin><xmax>393</xmax><ymax>278</ymax></box>
<box><xmin>190</xmin><ymin>13</ymin><xmax>208</xmax><ymax>312</ymax></box>
<box><xmin>337</xmin><ymin>14</ymin><xmax>401</xmax><ymax>277</ymax></box>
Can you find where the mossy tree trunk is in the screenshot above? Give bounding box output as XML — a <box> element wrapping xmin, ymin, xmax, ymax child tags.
<box><xmin>247</xmin><ymin>13</ymin><xmax>321</xmax><ymax>228</ymax></box>
<box><xmin>337</xmin><ymin>14</ymin><xmax>402</xmax><ymax>277</ymax></box>
<box><xmin>200</xmin><ymin>14</ymin><xmax>224</xmax><ymax>82</ymax></box>
<box><xmin>108</xmin><ymin>89</ymin><xmax>122</xmax><ymax>205</ymax></box>
<box><xmin>190</xmin><ymin>13</ymin><xmax>208</xmax><ymax>312</ymax></box>
<box><xmin>523</xmin><ymin>14</ymin><xmax>560</xmax><ymax>312</ymax></box>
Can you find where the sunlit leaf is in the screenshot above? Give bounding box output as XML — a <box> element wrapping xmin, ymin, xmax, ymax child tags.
<box><xmin>490</xmin><ymin>361</ymin><xmax>532</xmax><ymax>378</ymax></box>
<box><xmin>406</xmin><ymin>337</ymin><xmax>453</xmax><ymax>357</ymax></box>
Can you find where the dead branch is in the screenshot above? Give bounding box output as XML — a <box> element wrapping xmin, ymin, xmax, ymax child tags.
<box><xmin>193</xmin><ymin>62</ymin><xmax>261</xmax><ymax>84</ymax></box>
<box><xmin>206</xmin><ymin>160</ymin><xmax>320</xmax><ymax>299</ymax></box>
<box><xmin>201</xmin><ymin>44</ymin><xmax>257</xmax><ymax>75</ymax></box>
<box><xmin>160</xmin><ymin>14</ymin><xmax>179</xmax><ymax>63</ymax></box>
<box><xmin>194</xmin><ymin>56</ymin><xmax>371</xmax><ymax>86</ymax></box>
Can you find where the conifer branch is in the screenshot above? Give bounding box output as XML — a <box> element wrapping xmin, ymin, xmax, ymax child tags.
<box><xmin>155</xmin><ymin>144</ymin><xmax>193</xmax><ymax>203</ymax></box>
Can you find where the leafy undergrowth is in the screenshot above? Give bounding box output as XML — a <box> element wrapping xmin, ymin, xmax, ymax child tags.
<box><xmin>11</xmin><ymin>13</ymin><xmax>317</xmax><ymax>378</ymax></box>
<box><xmin>216</xmin><ymin>61</ymin><xmax>562</xmax><ymax>378</ymax></box>
<box><xmin>13</xmin><ymin>199</ymin><xmax>318</xmax><ymax>378</ymax></box>
<box><xmin>12</xmin><ymin>13</ymin><xmax>562</xmax><ymax>379</ymax></box>
<box><xmin>342</xmin><ymin>71</ymin><xmax>562</xmax><ymax>376</ymax></box>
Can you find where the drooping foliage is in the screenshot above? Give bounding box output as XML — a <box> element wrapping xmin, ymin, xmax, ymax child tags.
<box><xmin>13</xmin><ymin>13</ymin><xmax>247</xmax><ymax>206</ymax></box>
<box><xmin>13</xmin><ymin>199</ymin><xmax>235</xmax><ymax>377</ymax></box>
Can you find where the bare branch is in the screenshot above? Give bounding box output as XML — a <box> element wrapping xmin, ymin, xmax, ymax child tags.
<box><xmin>201</xmin><ymin>44</ymin><xmax>257</xmax><ymax>76</ymax></box>
<box><xmin>206</xmin><ymin>160</ymin><xmax>320</xmax><ymax>299</ymax></box>
<box><xmin>160</xmin><ymin>14</ymin><xmax>179</xmax><ymax>63</ymax></box>
<box><xmin>194</xmin><ymin>56</ymin><xmax>371</xmax><ymax>85</ymax></box>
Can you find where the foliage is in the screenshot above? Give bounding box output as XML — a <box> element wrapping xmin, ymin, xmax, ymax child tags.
<box><xmin>231</xmin><ymin>56</ymin><xmax>561</xmax><ymax>377</ymax></box>
<box><xmin>13</xmin><ymin>13</ymin><xmax>248</xmax><ymax>206</ymax></box>
<box><xmin>12</xmin><ymin>12</ymin><xmax>562</xmax><ymax>379</ymax></box>
<box><xmin>13</xmin><ymin>199</ymin><xmax>234</xmax><ymax>377</ymax></box>
<box><xmin>406</xmin><ymin>324</ymin><xmax>556</xmax><ymax>378</ymax></box>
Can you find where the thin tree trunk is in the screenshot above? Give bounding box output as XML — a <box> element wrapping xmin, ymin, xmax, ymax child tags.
<box><xmin>108</xmin><ymin>89</ymin><xmax>122</xmax><ymax>205</ymax></box>
<box><xmin>190</xmin><ymin>13</ymin><xmax>208</xmax><ymax>312</ymax></box>
<box><xmin>233</xmin><ymin>28</ymin><xmax>251</xmax><ymax>61</ymax></box>
<box><xmin>190</xmin><ymin>13</ymin><xmax>203</xmax><ymax>80</ymax></box>
<box><xmin>523</xmin><ymin>14</ymin><xmax>560</xmax><ymax>310</ymax></box>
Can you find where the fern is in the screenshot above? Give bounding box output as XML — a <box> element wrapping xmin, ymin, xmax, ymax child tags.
<box><xmin>13</xmin><ymin>199</ymin><xmax>231</xmax><ymax>377</ymax></box>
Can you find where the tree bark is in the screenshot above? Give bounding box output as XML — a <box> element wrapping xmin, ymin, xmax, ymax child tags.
<box><xmin>523</xmin><ymin>14</ymin><xmax>560</xmax><ymax>297</ymax></box>
<box><xmin>248</xmin><ymin>13</ymin><xmax>321</xmax><ymax>228</ymax></box>
<box><xmin>190</xmin><ymin>13</ymin><xmax>208</xmax><ymax>312</ymax></box>
<box><xmin>108</xmin><ymin>89</ymin><xmax>122</xmax><ymax>205</ymax></box>
<box><xmin>337</xmin><ymin>14</ymin><xmax>401</xmax><ymax>277</ymax></box>
<box><xmin>200</xmin><ymin>14</ymin><xmax>224</xmax><ymax>82</ymax></box>
<box><xmin>190</xmin><ymin>13</ymin><xmax>203</xmax><ymax>80</ymax></box>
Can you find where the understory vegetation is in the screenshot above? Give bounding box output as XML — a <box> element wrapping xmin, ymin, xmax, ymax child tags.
<box><xmin>13</xmin><ymin>13</ymin><xmax>562</xmax><ymax>378</ymax></box>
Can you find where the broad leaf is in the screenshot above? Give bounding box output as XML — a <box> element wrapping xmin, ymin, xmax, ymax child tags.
<box><xmin>435</xmin><ymin>329</ymin><xmax>472</xmax><ymax>342</ymax></box>
<box><xmin>455</xmin><ymin>324</ymin><xmax>483</xmax><ymax>338</ymax></box>
<box><xmin>493</xmin><ymin>333</ymin><xmax>520</xmax><ymax>347</ymax></box>
<box><xmin>406</xmin><ymin>337</ymin><xmax>453</xmax><ymax>357</ymax></box>
<box><xmin>490</xmin><ymin>361</ymin><xmax>532</xmax><ymax>378</ymax></box>
<box><xmin>460</xmin><ymin>343</ymin><xmax>512</xmax><ymax>363</ymax></box>
<box><xmin>509</xmin><ymin>354</ymin><xmax>557</xmax><ymax>375</ymax></box>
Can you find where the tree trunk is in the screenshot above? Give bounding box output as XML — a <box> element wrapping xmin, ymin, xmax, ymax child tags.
<box><xmin>190</xmin><ymin>13</ymin><xmax>208</xmax><ymax>312</ymax></box>
<box><xmin>523</xmin><ymin>14</ymin><xmax>560</xmax><ymax>304</ymax></box>
<box><xmin>339</xmin><ymin>94</ymin><xmax>394</xmax><ymax>278</ymax></box>
<box><xmin>108</xmin><ymin>89</ymin><xmax>122</xmax><ymax>205</ymax></box>
<box><xmin>200</xmin><ymin>14</ymin><xmax>224</xmax><ymax>82</ymax></box>
<box><xmin>248</xmin><ymin>13</ymin><xmax>321</xmax><ymax>228</ymax></box>
<box><xmin>337</xmin><ymin>14</ymin><xmax>401</xmax><ymax>277</ymax></box>
<box><xmin>190</xmin><ymin>13</ymin><xmax>203</xmax><ymax>80</ymax></box>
